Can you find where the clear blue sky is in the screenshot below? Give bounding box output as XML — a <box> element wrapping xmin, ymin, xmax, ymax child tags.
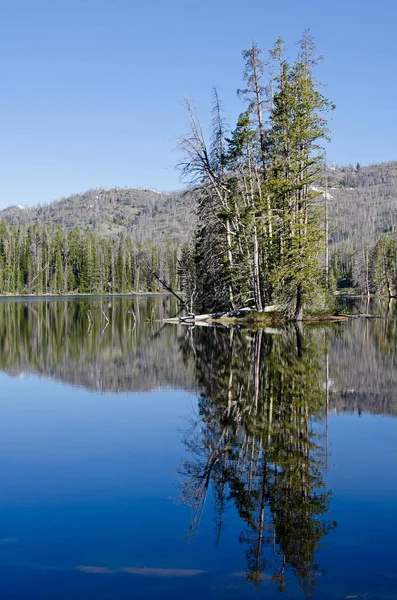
<box><xmin>0</xmin><ymin>0</ymin><xmax>396</xmax><ymax>208</ymax></box>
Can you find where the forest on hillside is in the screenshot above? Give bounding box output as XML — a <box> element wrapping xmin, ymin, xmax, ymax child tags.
<box><xmin>323</xmin><ymin>162</ymin><xmax>397</xmax><ymax>296</ymax></box>
<box><xmin>0</xmin><ymin>187</ymin><xmax>196</xmax><ymax>245</ymax></box>
<box><xmin>0</xmin><ymin>165</ymin><xmax>396</xmax><ymax>299</ymax></box>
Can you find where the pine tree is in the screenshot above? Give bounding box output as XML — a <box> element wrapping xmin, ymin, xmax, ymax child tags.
<box><xmin>267</xmin><ymin>32</ymin><xmax>334</xmax><ymax>319</ymax></box>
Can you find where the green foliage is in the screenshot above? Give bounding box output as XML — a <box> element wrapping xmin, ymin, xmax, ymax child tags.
<box><xmin>178</xmin><ymin>33</ymin><xmax>335</xmax><ymax>319</ymax></box>
<box><xmin>0</xmin><ymin>221</ymin><xmax>181</xmax><ymax>296</ymax></box>
<box><xmin>179</xmin><ymin>326</ymin><xmax>335</xmax><ymax>595</ymax></box>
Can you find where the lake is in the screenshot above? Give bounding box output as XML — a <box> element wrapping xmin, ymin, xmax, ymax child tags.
<box><xmin>0</xmin><ymin>296</ymin><xmax>396</xmax><ymax>599</ymax></box>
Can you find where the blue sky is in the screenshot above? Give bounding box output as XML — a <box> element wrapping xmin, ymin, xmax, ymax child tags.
<box><xmin>0</xmin><ymin>0</ymin><xmax>396</xmax><ymax>208</ymax></box>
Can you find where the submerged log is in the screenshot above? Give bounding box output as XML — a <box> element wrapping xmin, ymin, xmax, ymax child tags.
<box><xmin>163</xmin><ymin>312</ymin><xmax>219</xmax><ymax>323</ymax></box>
<box><xmin>163</xmin><ymin>307</ymin><xmax>254</xmax><ymax>323</ymax></box>
<box><xmin>162</xmin><ymin>303</ymin><xmax>284</xmax><ymax>324</ymax></box>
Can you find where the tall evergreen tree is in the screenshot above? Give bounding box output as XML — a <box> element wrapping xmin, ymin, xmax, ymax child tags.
<box><xmin>267</xmin><ymin>32</ymin><xmax>334</xmax><ymax>319</ymax></box>
<box><xmin>178</xmin><ymin>33</ymin><xmax>334</xmax><ymax>318</ymax></box>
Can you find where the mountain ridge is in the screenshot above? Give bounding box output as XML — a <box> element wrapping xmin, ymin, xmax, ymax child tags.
<box><xmin>1</xmin><ymin>160</ymin><xmax>397</xmax><ymax>256</ymax></box>
<box><xmin>0</xmin><ymin>186</ymin><xmax>197</xmax><ymax>245</ymax></box>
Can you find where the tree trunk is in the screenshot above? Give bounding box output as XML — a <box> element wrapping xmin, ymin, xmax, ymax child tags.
<box><xmin>294</xmin><ymin>284</ymin><xmax>304</xmax><ymax>322</ymax></box>
<box><xmin>324</xmin><ymin>161</ymin><xmax>329</xmax><ymax>287</ymax></box>
<box><xmin>253</xmin><ymin>224</ymin><xmax>263</xmax><ymax>311</ymax></box>
<box><xmin>225</xmin><ymin>218</ymin><xmax>235</xmax><ymax>309</ymax></box>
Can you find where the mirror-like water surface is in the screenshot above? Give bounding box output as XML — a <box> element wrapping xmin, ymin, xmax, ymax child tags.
<box><xmin>0</xmin><ymin>296</ymin><xmax>396</xmax><ymax>599</ymax></box>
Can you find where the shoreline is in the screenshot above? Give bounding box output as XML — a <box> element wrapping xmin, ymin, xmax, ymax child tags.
<box><xmin>0</xmin><ymin>292</ymin><xmax>174</xmax><ymax>301</ymax></box>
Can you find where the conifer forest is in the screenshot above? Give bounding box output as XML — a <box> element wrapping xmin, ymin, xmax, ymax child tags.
<box><xmin>0</xmin><ymin>222</ymin><xmax>179</xmax><ymax>295</ymax></box>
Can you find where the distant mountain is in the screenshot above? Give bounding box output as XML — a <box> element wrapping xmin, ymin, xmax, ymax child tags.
<box><xmin>1</xmin><ymin>161</ymin><xmax>397</xmax><ymax>252</ymax></box>
<box><xmin>0</xmin><ymin>187</ymin><xmax>197</xmax><ymax>245</ymax></box>
<box><xmin>324</xmin><ymin>161</ymin><xmax>397</xmax><ymax>248</ymax></box>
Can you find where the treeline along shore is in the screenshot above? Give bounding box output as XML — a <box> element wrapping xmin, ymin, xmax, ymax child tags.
<box><xmin>0</xmin><ymin>221</ymin><xmax>179</xmax><ymax>296</ymax></box>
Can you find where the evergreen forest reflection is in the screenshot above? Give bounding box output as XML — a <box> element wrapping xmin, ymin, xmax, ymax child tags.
<box><xmin>0</xmin><ymin>296</ymin><xmax>396</xmax><ymax>414</ymax></box>
<box><xmin>0</xmin><ymin>296</ymin><xmax>195</xmax><ymax>392</ymax></box>
<box><xmin>179</xmin><ymin>326</ymin><xmax>335</xmax><ymax>596</ymax></box>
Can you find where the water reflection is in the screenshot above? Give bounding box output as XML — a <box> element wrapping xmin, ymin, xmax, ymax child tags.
<box><xmin>330</xmin><ymin>298</ymin><xmax>397</xmax><ymax>415</ymax></box>
<box><xmin>178</xmin><ymin>326</ymin><xmax>336</xmax><ymax>596</ymax></box>
<box><xmin>0</xmin><ymin>297</ymin><xmax>396</xmax><ymax>418</ymax></box>
<box><xmin>0</xmin><ymin>298</ymin><xmax>396</xmax><ymax>598</ymax></box>
<box><xmin>0</xmin><ymin>297</ymin><xmax>195</xmax><ymax>392</ymax></box>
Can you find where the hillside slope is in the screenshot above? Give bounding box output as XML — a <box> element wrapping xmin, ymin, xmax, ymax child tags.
<box><xmin>0</xmin><ymin>187</ymin><xmax>197</xmax><ymax>245</ymax></box>
<box><xmin>1</xmin><ymin>161</ymin><xmax>397</xmax><ymax>253</ymax></box>
<box><xmin>324</xmin><ymin>161</ymin><xmax>397</xmax><ymax>247</ymax></box>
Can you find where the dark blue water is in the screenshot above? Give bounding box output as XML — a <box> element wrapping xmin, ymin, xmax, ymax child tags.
<box><xmin>0</xmin><ymin>297</ymin><xmax>396</xmax><ymax>599</ymax></box>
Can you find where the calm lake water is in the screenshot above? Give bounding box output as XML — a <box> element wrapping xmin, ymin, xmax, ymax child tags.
<box><xmin>0</xmin><ymin>296</ymin><xmax>396</xmax><ymax>599</ymax></box>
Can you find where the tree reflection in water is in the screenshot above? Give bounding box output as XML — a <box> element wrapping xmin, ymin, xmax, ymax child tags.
<box><xmin>178</xmin><ymin>325</ymin><xmax>337</xmax><ymax>597</ymax></box>
<box><xmin>0</xmin><ymin>296</ymin><xmax>194</xmax><ymax>392</ymax></box>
